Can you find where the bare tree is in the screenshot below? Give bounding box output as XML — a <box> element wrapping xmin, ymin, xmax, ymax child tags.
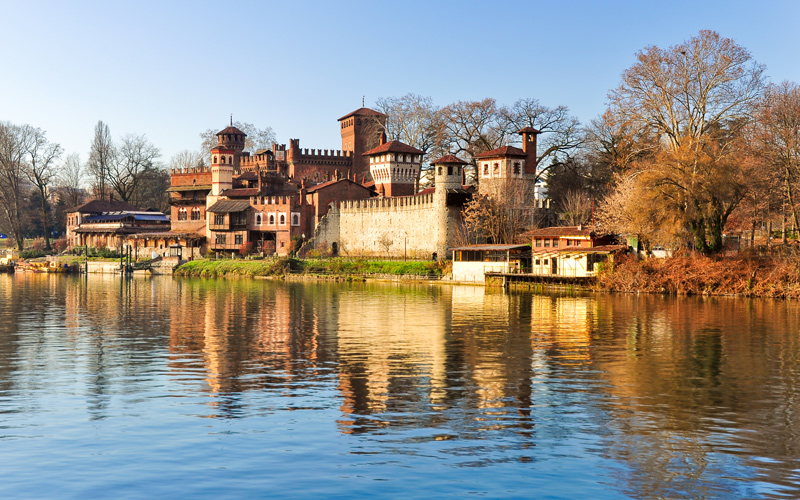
<box><xmin>109</xmin><ymin>134</ymin><xmax>160</xmax><ymax>204</ymax></box>
<box><xmin>377</xmin><ymin>233</ymin><xmax>393</xmax><ymax>257</ymax></box>
<box><xmin>0</xmin><ymin>122</ymin><xmax>34</xmax><ymax>250</ymax></box>
<box><xmin>604</xmin><ymin>30</ymin><xmax>766</xmax><ymax>253</ymax></box>
<box><xmin>199</xmin><ymin>121</ymin><xmax>277</xmax><ymax>156</ymax></box>
<box><xmin>169</xmin><ymin>150</ymin><xmax>204</xmax><ymax>171</ymax></box>
<box><xmin>87</xmin><ymin>121</ymin><xmax>114</xmax><ymax>200</ymax></box>
<box><xmin>500</xmin><ymin>98</ymin><xmax>583</xmax><ymax>174</ymax></box>
<box><xmin>750</xmin><ymin>81</ymin><xmax>800</xmax><ymax>234</ymax></box>
<box><xmin>58</xmin><ymin>153</ymin><xmax>86</xmax><ymax>209</ymax></box>
<box><xmin>375</xmin><ymin>94</ymin><xmax>446</xmax><ymax>159</ymax></box>
<box><xmin>559</xmin><ymin>190</ymin><xmax>594</xmax><ymax>226</ymax></box>
<box><xmin>440</xmin><ymin>99</ymin><xmax>506</xmax><ymax>178</ymax></box>
<box><xmin>23</xmin><ymin>127</ymin><xmax>62</xmax><ymax>250</ymax></box>
<box><xmin>463</xmin><ymin>177</ymin><xmax>538</xmax><ymax>244</ymax></box>
<box><xmin>595</xmin><ymin>172</ymin><xmax>686</xmax><ymax>251</ymax></box>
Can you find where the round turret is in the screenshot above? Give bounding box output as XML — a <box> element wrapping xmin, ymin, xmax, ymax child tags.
<box><xmin>216</xmin><ymin>125</ymin><xmax>247</xmax><ymax>153</ymax></box>
<box><xmin>431</xmin><ymin>154</ymin><xmax>467</xmax><ymax>191</ymax></box>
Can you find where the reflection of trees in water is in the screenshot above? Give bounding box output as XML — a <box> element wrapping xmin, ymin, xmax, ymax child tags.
<box><xmin>595</xmin><ymin>295</ymin><xmax>800</xmax><ymax>498</ymax></box>
<box><xmin>7</xmin><ymin>275</ymin><xmax>800</xmax><ymax>493</ymax></box>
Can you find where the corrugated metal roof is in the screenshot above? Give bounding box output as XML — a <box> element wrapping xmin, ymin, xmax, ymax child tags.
<box><xmin>166</xmin><ymin>184</ymin><xmax>211</xmax><ymax>192</ymax></box>
<box><xmin>207</xmin><ymin>200</ymin><xmax>252</xmax><ymax>213</ymax></box>
<box><xmin>134</xmin><ymin>214</ymin><xmax>169</xmax><ymax>221</ymax></box>
<box><xmin>450</xmin><ymin>244</ymin><xmax>530</xmax><ymax>251</ymax></box>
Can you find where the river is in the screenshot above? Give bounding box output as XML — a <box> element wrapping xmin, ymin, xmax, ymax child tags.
<box><xmin>1</xmin><ymin>273</ymin><xmax>799</xmax><ymax>498</ymax></box>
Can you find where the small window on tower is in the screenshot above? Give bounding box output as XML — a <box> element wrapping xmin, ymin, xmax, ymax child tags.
<box><xmin>448</xmin><ymin>166</ymin><xmax>453</xmax><ymax>175</ymax></box>
<box><xmin>438</xmin><ymin>167</ymin><xmax>442</xmax><ymax>175</ymax></box>
<box><xmin>213</xmin><ymin>156</ymin><xmax>217</xmax><ymax>164</ymax></box>
<box><xmin>513</xmin><ymin>162</ymin><xmax>520</xmax><ymax>175</ymax></box>
<box><xmin>221</xmin><ymin>156</ymin><xmax>226</xmax><ymax>164</ymax></box>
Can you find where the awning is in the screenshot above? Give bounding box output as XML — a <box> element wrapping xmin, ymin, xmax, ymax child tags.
<box><xmin>207</xmin><ymin>200</ymin><xmax>252</xmax><ymax>213</ymax></box>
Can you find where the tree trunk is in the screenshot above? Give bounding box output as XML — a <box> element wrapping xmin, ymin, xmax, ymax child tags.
<box><xmin>786</xmin><ymin>174</ymin><xmax>800</xmax><ymax>238</ymax></box>
<box><xmin>38</xmin><ymin>185</ymin><xmax>51</xmax><ymax>251</ymax></box>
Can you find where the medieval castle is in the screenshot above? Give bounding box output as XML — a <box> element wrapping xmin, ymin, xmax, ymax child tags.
<box><xmin>164</xmin><ymin>106</ymin><xmax>546</xmax><ymax>259</ymax></box>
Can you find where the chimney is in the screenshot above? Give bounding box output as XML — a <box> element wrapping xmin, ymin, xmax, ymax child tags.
<box><xmin>520</xmin><ymin>128</ymin><xmax>540</xmax><ymax>175</ymax></box>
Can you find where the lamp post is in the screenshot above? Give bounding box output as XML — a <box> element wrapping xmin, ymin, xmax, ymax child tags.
<box><xmin>301</xmin><ymin>233</ymin><xmax>305</xmax><ymax>259</ymax></box>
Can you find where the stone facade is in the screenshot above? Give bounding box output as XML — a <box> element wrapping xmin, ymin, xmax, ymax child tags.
<box><xmin>311</xmin><ymin>157</ymin><xmax>471</xmax><ymax>259</ymax></box>
<box><xmin>162</xmin><ymin>107</ymin><xmax>548</xmax><ymax>260</ymax></box>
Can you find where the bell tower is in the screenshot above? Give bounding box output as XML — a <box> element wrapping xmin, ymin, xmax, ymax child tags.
<box><xmin>339</xmin><ymin>107</ymin><xmax>386</xmax><ymax>178</ymax></box>
<box><xmin>210</xmin><ymin>145</ymin><xmax>234</xmax><ymax>197</ymax></box>
<box><xmin>215</xmin><ymin>121</ymin><xmax>247</xmax><ymax>172</ymax></box>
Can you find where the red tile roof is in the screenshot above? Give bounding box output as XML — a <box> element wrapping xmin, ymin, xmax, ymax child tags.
<box><xmin>210</xmin><ymin>145</ymin><xmax>235</xmax><ymax>153</ymax></box>
<box><xmin>216</xmin><ymin>126</ymin><xmax>247</xmax><ymax>136</ymax></box>
<box><xmin>363</xmin><ymin>140</ymin><xmax>424</xmax><ymax>156</ymax></box>
<box><xmin>306</xmin><ymin>178</ymin><xmax>372</xmax><ymax>193</ymax></box>
<box><xmin>68</xmin><ymin>199</ymin><xmax>142</xmax><ymax>214</ymax></box>
<box><xmin>474</xmin><ymin>145</ymin><xmax>527</xmax><ymax>159</ymax></box>
<box><xmin>237</xmin><ymin>171</ymin><xmax>258</xmax><ymax>180</ymax></box>
<box><xmin>528</xmin><ymin>226</ymin><xmax>594</xmax><ymax>237</ymax></box>
<box><xmin>518</xmin><ymin>127</ymin><xmax>541</xmax><ymax>134</ymax></box>
<box><xmin>430</xmin><ymin>154</ymin><xmax>468</xmax><ymax>165</ymax></box>
<box><xmin>221</xmin><ymin>188</ymin><xmax>259</xmax><ymax>197</ymax></box>
<box><xmin>338</xmin><ymin>107</ymin><xmax>386</xmax><ymax>121</ymax></box>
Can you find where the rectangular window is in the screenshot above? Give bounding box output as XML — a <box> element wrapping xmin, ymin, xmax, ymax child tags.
<box><xmin>234</xmin><ymin>234</ymin><xmax>243</xmax><ymax>245</ymax></box>
<box><xmin>535</xmin><ymin>239</ymin><xmax>542</xmax><ymax>247</ymax></box>
<box><xmin>544</xmin><ymin>239</ymin><xmax>550</xmax><ymax>247</ymax></box>
<box><xmin>214</xmin><ymin>214</ymin><xmax>225</xmax><ymax>225</ymax></box>
<box><xmin>553</xmin><ymin>239</ymin><xmax>559</xmax><ymax>247</ymax></box>
<box><xmin>215</xmin><ymin>234</ymin><xmax>226</xmax><ymax>245</ymax></box>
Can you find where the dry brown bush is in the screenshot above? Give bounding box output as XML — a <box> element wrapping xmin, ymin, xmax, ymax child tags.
<box><xmin>596</xmin><ymin>250</ymin><xmax>800</xmax><ymax>298</ymax></box>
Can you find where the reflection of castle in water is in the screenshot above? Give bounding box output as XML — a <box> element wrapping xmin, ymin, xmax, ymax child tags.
<box><xmin>42</xmin><ymin>276</ymin><xmax>800</xmax><ymax>493</ymax></box>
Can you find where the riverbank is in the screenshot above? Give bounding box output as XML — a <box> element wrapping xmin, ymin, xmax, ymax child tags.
<box><xmin>173</xmin><ymin>258</ymin><xmax>446</xmax><ymax>280</ymax></box>
<box><xmin>595</xmin><ymin>251</ymin><xmax>800</xmax><ymax>298</ymax></box>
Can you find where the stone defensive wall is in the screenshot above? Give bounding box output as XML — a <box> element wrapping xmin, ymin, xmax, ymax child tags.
<box><xmin>313</xmin><ymin>192</ymin><xmax>460</xmax><ymax>259</ymax></box>
<box><xmin>170</xmin><ymin>167</ymin><xmax>212</xmax><ymax>187</ymax></box>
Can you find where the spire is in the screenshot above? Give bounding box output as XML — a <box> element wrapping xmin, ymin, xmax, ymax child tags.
<box><xmin>362</xmin><ymin>95</ymin><xmax>365</xmax><ymax>107</ymax></box>
<box><xmin>230</xmin><ymin>114</ymin><xmax>233</xmax><ymax>126</ymax></box>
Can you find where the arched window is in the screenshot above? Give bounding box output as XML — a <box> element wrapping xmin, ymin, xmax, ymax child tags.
<box><xmin>438</xmin><ymin>167</ymin><xmax>442</xmax><ymax>175</ymax></box>
<box><xmin>178</xmin><ymin>208</ymin><xmax>187</xmax><ymax>221</ymax></box>
<box><xmin>221</xmin><ymin>156</ymin><xmax>226</xmax><ymax>164</ymax></box>
<box><xmin>279</xmin><ymin>214</ymin><xmax>286</xmax><ymax>225</ymax></box>
<box><xmin>255</xmin><ymin>213</ymin><xmax>262</xmax><ymax>225</ymax></box>
<box><xmin>213</xmin><ymin>156</ymin><xmax>217</xmax><ymax>164</ymax></box>
<box><xmin>269</xmin><ymin>214</ymin><xmax>275</xmax><ymax>225</ymax></box>
<box><xmin>191</xmin><ymin>207</ymin><xmax>201</xmax><ymax>220</ymax></box>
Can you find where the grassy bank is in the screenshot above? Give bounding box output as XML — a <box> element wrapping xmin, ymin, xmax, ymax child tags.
<box><xmin>174</xmin><ymin>257</ymin><xmax>445</xmax><ymax>279</ymax></box>
<box><xmin>596</xmin><ymin>251</ymin><xmax>800</xmax><ymax>298</ymax></box>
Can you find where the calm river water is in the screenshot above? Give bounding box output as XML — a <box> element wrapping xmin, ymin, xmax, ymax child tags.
<box><xmin>1</xmin><ymin>273</ymin><xmax>799</xmax><ymax>499</ymax></box>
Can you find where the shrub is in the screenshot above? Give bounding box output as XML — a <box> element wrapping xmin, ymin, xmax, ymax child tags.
<box><xmin>21</xmin><ymin>249</ymin><xmax>46</xmax><ymax>259</ymax></box>
<box><xmin>54</xmin><ymin>238</ymin><xmax>69</xmax><ymax>253</ymax></box>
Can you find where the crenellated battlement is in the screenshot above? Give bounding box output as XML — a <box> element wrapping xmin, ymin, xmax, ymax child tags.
<box><xmin>170</xmin><ymin>166</ymin><xmax>211</xmax><ymax>175</ymax></box>
<box><xmin>251</xmin><ymin>195</ymin><xmax>296</xmax><ymax>207</ymax></box>
<box><xmin>336</xmin><ymin>192</ymin><xmax>436</xmax><ymax>213</ymax></box>
<box><xmin>296</xmin><ymin>148</ymin><xmax>352</xmax><ymax>159</ymax></box>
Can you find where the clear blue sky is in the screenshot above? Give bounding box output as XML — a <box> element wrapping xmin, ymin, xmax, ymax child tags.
<box><xmin>3</xmin><ymin>0</ymin><xmax>799</xmax><ymax>166</ymax></box>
